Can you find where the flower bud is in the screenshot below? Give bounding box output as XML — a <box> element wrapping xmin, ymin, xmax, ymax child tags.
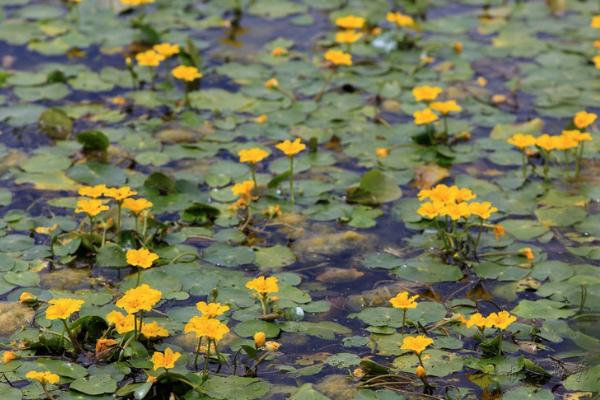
<box><xmin>2</xmin><ymin>351</ymin><xmax>18</xmax><ymax>364</ymax></box>
<box><xmin>416</xmin><ymin>365</ymin><xmax>426</xmax><ymax>378</ymax></box>
<box><xmin>254</xmin><ymin>331</ymin><xmax>266</xmax><ymax>348</ymax></box>
<box><xmin>352</xmin><ymin>367</ymin><xmax>365</xmax><ymax>378</ymax></box>
<box><xmin>264</xmin><ymin>341</ymin><xmax>281</xmax><ymax>352</ymax></box>
<box><xmin>19</xmin><ymin>292</ymin><xmax>37</xmax><ymax>304</ymax></box>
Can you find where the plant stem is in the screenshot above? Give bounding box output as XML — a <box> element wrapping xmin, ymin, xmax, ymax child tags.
<box><xmin>194</xmin><ymin>337</ymin><xmax>203</xmax><ymax>369</ymax></box>
<box><xmin>61</xmin><ymin>319</ymin><xmax>82</xmax><ymax>353</ymax></box>
<box><xmin>250</xmin><ymin>165</ymin><xmax>258</xmax><ymax>195</ymax></box>
<box><xmin>474</xmin><ymin>218</ymin><xmax>484</xmax><ymax>254</ymax></box>
<box><xmin>116</xmin><ymin>203</ymin><xmax>122</xmax><ymax>243</ymax></box>
<box><xmin>203</xmin><ymin>338</ymin><xmax>211</xmax><ymax>373</ymax></box>
<box><xmin>575</xmin><ymin>142</ymin><xmax>584</xmax><ymax>178</ymax></box>
<box><xmin>289</xmin><ymin>156</ymin><xmax>295</xmax><ymax>206</ymax></box>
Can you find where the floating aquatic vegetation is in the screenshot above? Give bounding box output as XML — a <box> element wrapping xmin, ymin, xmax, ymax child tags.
<box><xmin>0</xmin><ymin>0</ymin><xmax>598</xmax><ymax>398</ymax></box>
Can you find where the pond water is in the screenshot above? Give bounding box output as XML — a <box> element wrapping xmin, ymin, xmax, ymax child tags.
<box><xmin>0</xmin><ymin>0</ymin><xmax>599</xmax><ymax>399</ymax></box>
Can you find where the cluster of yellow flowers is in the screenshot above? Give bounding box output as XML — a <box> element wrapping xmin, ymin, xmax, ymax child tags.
<box><xmin>459</xmin><ymin>310</ymin><xmax>517</xmax><ymax>331</ymax></box>
<box><xmin>508</xmin><ymin>130</ymin><xmax>591</xmax><ymax>153</ymax></box>
<box><xmin>591</xmin><ymin>16</ymin><xmax>600</xmax><ymax>68</ymax></box>
<box><xmin>233</xmin><ymin>138</ymin><xmax>306</xmax><ymax>210</ymax></box>
<box><xmin>324</xmin><ymin>15</ymin><xmax>365</xmax><ymax>65</ymax></box>
<box><xmin>417</xmin><ymin>184</ymin><xmax>497</xmax><ymax>221</ymax></box>
<box><xmin>134</xmin><ymin>43</ymin><xmax>202</xmax><ymax>87</ymax></box>
<box><xmin>386</xmin><ymin>11</ymin><xmax>415</xmax><ymax>28</ymax></box>
<box><xmin>182</xmin><ymin>300</ymin><xmax>230</xmax><ymax>369</ymax></box>
<box><xmin>507</xmin><ymin>111</ymin><xmax>595</xmax><ymax>179</ymax></box>
<box><xmin>412</xmin><ymin>86</ymin><xmax>462</xmax><ymax>126</ymax></box>
<box><xmin>26</xmin><ymin>370</ymin><xmax>60</xmax><ymax>385</ymax></box>
<box><xmin>106</xmin><ymin>284</ymin><xmax>166</xmax><ymax>340</ymax></box>
<box><xmin>75</xmin><ymin>184</ymin><xmax>152</xmax><ymax>236</ymax></box>
<box><xmin>121</xmin><ymin>0</ymin><xmax>154</xmax><ymax>6</ymax></box>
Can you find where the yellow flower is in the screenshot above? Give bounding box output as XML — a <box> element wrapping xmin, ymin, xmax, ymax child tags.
<box><xmin>231</xmin><ymin>180</ymin><xmax>255</xmax><ymax>199</ymax></box>
<box><xmin>126</xmin><ymin>248</ymin><xmax>159</xmax><ymax>269</ymax></box>
<box><xmin>135</xmin><ymin>50</ymin><xmax>165</xmax><ymax>67</ymax></box>
<box><xmin>592</xmin><ymin>15</ymin><xmax>600</xmax><ymax>28</ymax></box>
<box><xmin>386</xmin><ymin>12</ymin><xmax>414</xmax><ymax>27</ymax></box>
<box><xmin>26</xmin><ymin>371</ymin><xmax>60</xmax><ymax>385</ymax></box>
<box><xmin>246</xmin><ymin>276</ymin><xmax>279</xmax><ymax>295</ymax></box>
<box><xmin>573</xmin><ymin>111</ymin><xmax>597</xmax><ymax>129</ymax></box>
<box><xmin>413</xmin><ymin>108</ymin><xmax>439</xmax><ymax>125</ymax></box>
<box><xmin>122</xmin><ymin>198</ymin><xmax>153</xmax><ymax>215</ymax></box>
<box><xmin>463</xmin><ymin>312</ymin><xmax>487</xmax><ymax>329</ymax></box>
<box><xmin>477</xmin><ymin>76</ymin><xmax>487</xmax><ymax>87</ymax></box>
<box><xmin>520</xmin><ymin>247</ymin><xmax>534</xmax><ymax>260</ymax></box>
<box><xmin>594</xmin><ymin>55</ymin><xmax>600</xmax><ymax>69</ymax></box>
<box><xmin>375</xmin><ymin>147</ymin><xmax>389</xmax><ymax>158</ymax></box>
<box><xmin>184</xmin><ymin>316</ymin><xmax>230</xmax><ymax>341</ymax></box>
<box><xmin>75</xmin><ymin>199</ymin><xmax>109</xmax><ymax>217</ymax></box>
<box><xmin>104</xmin><ymin>186</ymin><xmax>137</xmax><ymax>202</ymax></box>
<box><xmin>335</xmin><ymin>30</ymin><xmax>363</xmax><ymax>44</ymax></box>
<box><xmin>271</xmin><ymin>47</ymin><xmax>288</xmax><ymax>56</ymax></box>
<box><xmin>441</xmin><ymin>202</ymin><xmax>471</xmax><ymax>221</ymax></box>
<box><xmin>353</xmin><ymin>367</ymin><xmax>365</xmax><ymax>378</ymax></box>
<box><xmin>121</xmin><ymin>0</ymin><xmax>154</xmax><ymax>5</ymax></box>
<box><xmin>153</xmin><ymin>43</ymin><xmax>180</xmax><ymax>57</ymax></box>
<box><xmin>264</xmin><ymin>78</ymin><xmax>279</xmax><ymax>89</ymax></box>
<box><xmin>453</xmin><ymin>41</ymin><xmax>463</xmax><ymax>54</ymax></box>
<box><xmin>34</xmin><ymin>225</ymin><xmax>58</xmax><ymax>235</ymax></box>
<box><xmin>106</xmin><ymin>311</ymin><xmax>135</xmax><ymax>334</ymax></box>
<box><xmin>412</xmin><ymin>86</ymin><xmax>443</xmax><ymax>102</ymax></box>
<box><xmin>78</xmin><ymin>184</ymin><xmax>107</xmax><ymax>198</ymax></box>
<box><xmin>111</xmin><ymin>96</ymin><xmax>127</xmax><ymax>106</ymax></box>
<box><xmin>430</xmin><ymin>100</ymin><xmax>462</xmax><ymax>115</ymax></box>
<box><xmin>2</xmin><ymin>351</ymin><xmax>18</xmax><ymax>364</ymax></box>
<box><xmin>196</xmin><ymin>301</ymin><xmax>230</xmax><ymax>318</ymax></box>
<box><xmin>254</xmin><ymin>114</ymin><xmax>268</xmax><ymax>124</ymax></box>
<box><xmin>141</xmin><ymin>321</ymin><xmax>169</xmax><ymax>339</ymax></box>
<box><xmin>553</xmin><ymin>134</ymin><xmax>578</xmax><ymax>151</ymax></box>
<box><xmin>507</xmin><ymin>133</ymin><xmax>536</xmax><ymax>149</ymax></box>
<box><xmin>485</xmin><ymin>311</ymin><xmax>516</xmax><ymax>330</ymax></box>
<box><xmin>389</xmin><ymin>292</ymin><xmax>419</xmax><ymax>309</ymax></box>
<box><xmin>116</xmin><ymin>284</ymin><xmax>162</xmax><ymax>314</ymax></box>
<box><xmin>276</xmin><ymin>138</ymin><xmax>306</xmax><ymax>157</ymax></box>
<box><xmin>535</xmin><ymin>134</ymin><xmax>556</xmax><ymax>152</ymax></box>
<box><xmin>418</xmin><ymin>184</ymin><xmax>475</xmax><ymax>205</ymax></box>
<box><xmin>324</xmin><ymin>49</ymin><xmax>352</xmax><ymax>66</ymax></box>
<box><xmin>468</xmin><ymin>201</ymin><xmax>498</xmax><ymax>220</ymax></box>
<box><xmin>562</xmin><ymin>130</ymin><xmax>592</xmax><ymax>143</ymax></box>
<box><xmin>335</xmin><ymin>15</ymin><xmax>365</xmax><ymax>29</ymax></box>
<box><xmin>152</xmin><ymin>347</ymin><xmax>181</xmax><ymax>370</ymax></box>
<box><xmin>239</xmin><ymin>148</ymin><xmax>269</xmax><ymax>164</ymax></box>
<box><xmin>254</xmin><ymin>331</ymin><xmax>266</xmax><ymax>347</ymax></box>
<box><xmin>265</xmin><ymin>341</ymin><xmax>281</xmax><ymax>351</ymax></box>
<box><xmin>19</xmin><ymin>292</ymin><xmax>37</xmax><ymax>304</ymax></box>
<box><xmin>172</xmin><ymin>65</ymin><xmax>203</xmax><ymax>82</ymax></box>
<box><xmin>493</xmin><ymin>224</ymin><xmax>505</xmax><ymax>240</ymax></box>
<box><xmin>46</xmin><ymin>298</ymin><xmax>84</xmax><ymax>320</ymax></box>
<box><xmin>417</xmin><ymin>201</ymin><xmax>440</xmax><ymax>219</ymax></box>
<box><xmin>400</xmin><ymin>335</ymin><xmax>433</xmax><ymax>355</ymax></box>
